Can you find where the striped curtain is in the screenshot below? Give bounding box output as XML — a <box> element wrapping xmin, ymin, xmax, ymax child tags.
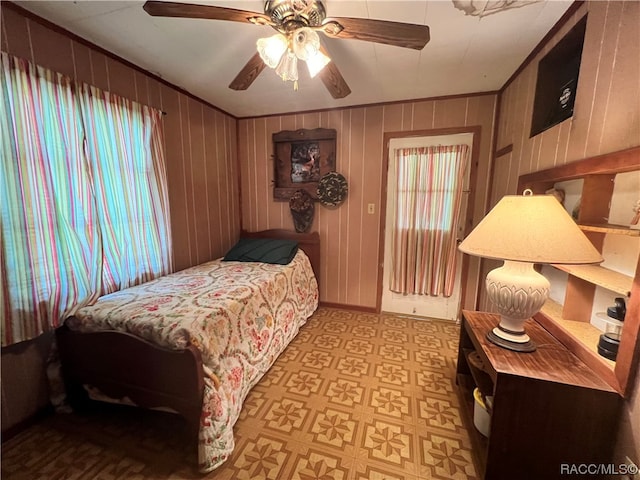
<box><xmin>79</xmin><ymin>85</ymin><xmax>172</xmax><ymax>293</ymax></box>
<box><xmin>390</xmin><ymin>145</ymin><xmax>469</xmax><ymax>297</ymax></box>
<box><xmin>0</xmin><ymin>52</ymin><xmax>171</xmax><ymax>345</ymax></box>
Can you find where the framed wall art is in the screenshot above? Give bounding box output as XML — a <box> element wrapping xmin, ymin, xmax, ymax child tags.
<box><xmin>273</xmin><ymin>128</ymin><xmax>336</xmax><ymax>201</ymax></box>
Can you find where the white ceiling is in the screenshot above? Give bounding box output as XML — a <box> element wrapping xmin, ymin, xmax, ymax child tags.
<box><xmin>14</xmin><ymin>0</ymin><xmax>574</xmax><ymax>118</ymax></box>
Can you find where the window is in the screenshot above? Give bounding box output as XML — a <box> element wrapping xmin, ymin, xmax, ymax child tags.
<box><xmin>0</xmin><ymin>52</ymin><xmax>171</xmax><ymax>345</ymax></box>
<box><xmin>389</xmin><ymin>145</ymin><xmax>470</xmax><ymax>296</ymax></box>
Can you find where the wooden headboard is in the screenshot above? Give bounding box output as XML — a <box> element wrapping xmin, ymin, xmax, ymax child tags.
<box><xmin>240</xmin><ymin>229</ymin><xmax>320</xmax><ymax>283</ymax></box>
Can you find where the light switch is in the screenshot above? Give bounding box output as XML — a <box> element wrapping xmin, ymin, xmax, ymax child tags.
<box><xmin>368</xmin><ymin>203</ymin><xmax>375</xmax><ymax>214</ymax></box>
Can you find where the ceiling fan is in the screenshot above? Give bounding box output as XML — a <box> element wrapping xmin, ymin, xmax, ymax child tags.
<box><xmin>143</xmin><ymin>0</ymin><xmax>430</xmax><ymax>99</ymax></box>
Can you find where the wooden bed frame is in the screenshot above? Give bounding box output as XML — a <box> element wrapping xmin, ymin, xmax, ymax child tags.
<box><xmin>56</xmin><ymin>229</ymin><xmax>320</xmax><ymax>436</ymax></box>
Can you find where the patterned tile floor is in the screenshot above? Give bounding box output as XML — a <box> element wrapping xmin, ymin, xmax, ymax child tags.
<box><xmin>1</xmin><ymin>307</ymin><xmax>478</xmax><ymax>480</ymax></box>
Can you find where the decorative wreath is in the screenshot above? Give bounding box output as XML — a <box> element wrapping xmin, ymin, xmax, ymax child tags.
<box><xmin>317</xmin><ymin>172</ymin><xmax>348</xmax><ymax>207</ymax></box>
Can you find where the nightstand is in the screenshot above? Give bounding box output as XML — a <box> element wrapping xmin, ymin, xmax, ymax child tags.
<box><xmin>456</xmin><ymin>310</ymin><xmax>621</xmax><ymax>480</ymax></box>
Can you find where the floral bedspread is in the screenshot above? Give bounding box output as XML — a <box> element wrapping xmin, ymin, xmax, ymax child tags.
<box><xmin>67</xmin><ymin>250</ymin><xmax>319</xmax><ymax>472</ymax></box>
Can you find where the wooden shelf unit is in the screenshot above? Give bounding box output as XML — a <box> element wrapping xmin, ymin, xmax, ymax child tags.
<box><xmin>551</xmin><ymin>264</ymin><xmax>633</xmax><ymax>296</ymax></box>
<box><xmin>518</xmin><ymin>146</ymin><xmax>640</xmax><ymax>396</ymax></box>
<box><xmin>457</xmin><ymin>311</ymin><xmax>621</xmax><ymax>480</ymax></box>
<box><xmin>541</xmin><ymin>299</ymin><xmax>616</xmax><ymax>370</ymax></box>
<box><xmin>579</xmin><ymin>223</ymin><xmax>640</xmax><ymax>236</ymax></box>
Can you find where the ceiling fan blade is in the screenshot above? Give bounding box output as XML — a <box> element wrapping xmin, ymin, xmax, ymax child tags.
<box><xmin>229</xmin><ymin>53</ymin><xmax>267</xmax><ymax>91</ymax></box>
<box><xmin>323</xmin><ymin>17</ymin><xmax>430</xmax><ymax>50</ymax></box>
<box><xmin>318</xmin><ymin>46</ymin><xmax>351</xmax><ymax>99</ymax></box>
<box><xmin>143</xmin><ymin>1</ymin><xmax>270</xmax><ymax>24</ymax></box>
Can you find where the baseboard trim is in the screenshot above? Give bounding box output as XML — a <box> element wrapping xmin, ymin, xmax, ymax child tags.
<box><xmin>1</xmin><ymin>403</ymin><xmax>54</xmax><ymax>442</ymax></box>
<box><xmin>319</xmin><ymin>302</ymin><xmax>377</xmax><ymax>313</ymax></box>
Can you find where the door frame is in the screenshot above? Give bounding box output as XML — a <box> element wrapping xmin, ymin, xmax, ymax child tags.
<box><xmin>376</xmin><ymin>126</ymin><xmax>482</xmax><ymax>315</ymax></box>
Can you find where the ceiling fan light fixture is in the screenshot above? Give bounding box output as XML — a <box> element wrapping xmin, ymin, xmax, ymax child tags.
<box><xmin>275</xmin><ymin>50</ymin><xmax>299</xmax><ymax>84</ymax></box>
<box><xmin>292</xmin><ymin>27</ymin><xmax>320</xmax><ymax>61</ymax></box>
<box><xmin>306</xmin><ymin>49</ymin><xmax>330</xmax><ymax>78</ymax></box>
<box><xmin>257</xmin><ymin>34</ymin><xmax>288</xmax><ymax>68</ymax></box>
<box><xmin>452</xmin><ymin>0</ymin><xmax>542</xmax><ymax>17</ymax></box>
<box><xmin>258</xmin><ymin>26</ymin><xmax>329</xmax><ymax>87</ymax></box>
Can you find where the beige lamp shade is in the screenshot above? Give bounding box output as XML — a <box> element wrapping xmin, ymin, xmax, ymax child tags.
<box><xmin>459</xmin><ymin>193</ymin><xmax>603</xmax><ymax>265</ymax></box>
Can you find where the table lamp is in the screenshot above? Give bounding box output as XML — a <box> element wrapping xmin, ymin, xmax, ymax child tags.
<box><xmin>459</xmin><ymin>190</ymin><xmax>603</xmax><ymax>352</ymax></box>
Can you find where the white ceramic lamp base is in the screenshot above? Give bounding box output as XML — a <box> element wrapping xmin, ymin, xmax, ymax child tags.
<box><xmin>485</xmin><ymin>260</ymin><xmax>550</xmax><ymax>352</ymax></box>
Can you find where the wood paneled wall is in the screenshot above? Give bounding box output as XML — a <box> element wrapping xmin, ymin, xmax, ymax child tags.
<box><xmin>494</xmin><ymin>1</ymin><xmax>639</xmax><ymax>198</ymax></box>
<box><xmin>238</xmin><ymin>94</ymin><xmax>498</xmax><ymax>309</ymax></box>
<box><xmin>490</xmin><ymin>0</ymin><xmax>640</xmax><ymax>468</ymax></box>
<box><xmin>1</xmin><ymin>3</ymin><xmax>240</xmax><ymax>433</ymax></box>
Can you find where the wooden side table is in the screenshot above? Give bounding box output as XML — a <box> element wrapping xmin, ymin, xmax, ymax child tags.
<box><xmin>456</xmin><ymin>310</ymin><xmax>621</xmax><ymax>480</ymax></box>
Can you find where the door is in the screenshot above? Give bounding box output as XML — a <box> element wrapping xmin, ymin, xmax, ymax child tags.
<box><xmin>381</xmin><ymin>133</ymin><xmax>473</xmax><ymax>321</ymax></box>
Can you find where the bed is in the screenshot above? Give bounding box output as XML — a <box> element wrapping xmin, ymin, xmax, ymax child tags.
<box><xmin>55</xmin><ymin>229</ymin><xmax>320</xmax><ymax>473</ymax></box>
